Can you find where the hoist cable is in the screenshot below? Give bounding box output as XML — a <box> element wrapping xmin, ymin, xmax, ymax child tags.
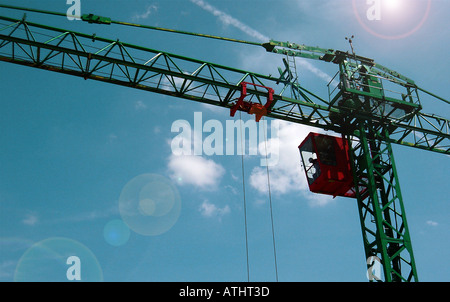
<box><xmin>0</xmin><ymin>4</ymin><xmax>262</xmax><ymax>47</ymax></box>
<box><xmin>262</xmin><ymin>117</ymin><xmax>279</xmax><ymax>282</ymax></box>
<box><xmin>111</xmin><ymin>20</ymin><xmax>262</xmax><ymax>47</ymax></box>
<box><xmin>0</xmin><ymin>4</ymin><xmax>67</xmax><ymax>18</ymax></box>
<box><xmin>239</xmin><ymin>111</ymin><xmax>250</xmax><ymax>282</ymax></box>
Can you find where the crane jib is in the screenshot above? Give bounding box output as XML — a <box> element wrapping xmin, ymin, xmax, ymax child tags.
<box><xmin>0</xmin><ymin>13</ymin><xmax>447</xmax><ymax>155</ymax></box>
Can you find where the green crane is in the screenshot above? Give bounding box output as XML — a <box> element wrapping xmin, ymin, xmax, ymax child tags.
<box><xmin>0</xmin><ymin>4</ymin><xmax>448</xmax><ymax>282</ymax></box>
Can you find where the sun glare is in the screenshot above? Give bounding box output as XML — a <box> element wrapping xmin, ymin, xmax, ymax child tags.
<box><xmin>384</xmin><ymin>0</ymin><xmax>402</xmax><ymax>11</ymax></box>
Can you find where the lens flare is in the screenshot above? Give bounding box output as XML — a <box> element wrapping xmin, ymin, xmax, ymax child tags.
<box><xmin>352</xmin><ymin>0</ymin><xmax>432</xmax><ymax>40</ymax></box>
<box><xmin>118</xmin><ymin>174</ymin><xmax>181</xmax><ymax>236</ymax></box>
<box><xmin>103</xmin><ymin>219</ymin><xmax>130</xmax><ymax>247</ymax></box>
<box><xmin>14</xmin><ymin>237</ymin><xmax>103</xmax><ymax>282</ymax></box>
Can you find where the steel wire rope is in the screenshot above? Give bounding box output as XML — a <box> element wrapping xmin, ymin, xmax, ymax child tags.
<box><xmin>261</xmin><ymin>116</ymin><xmax>279</xmax><ymax>282</ymax></box>
<box><xmin>239</xmin><ymin>111</ymin><xmax>250</xmax><ymax>282</ymax></box>
<box><xmin>0</xmin><ymin>4</ymin><xmax>263</xmax><ymax>47</ymax></box>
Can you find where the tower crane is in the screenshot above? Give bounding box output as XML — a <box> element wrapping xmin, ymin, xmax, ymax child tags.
<box><xmin>0</xmin><ymin>4</ymin><xmax>448</xmax><ymax>282</ymax></box>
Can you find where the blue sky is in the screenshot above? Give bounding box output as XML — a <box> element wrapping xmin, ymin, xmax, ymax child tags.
<box><xmin>0</xmin><ymin>0</ymin><xmax>449</xmax><ymax>282</ymax></box>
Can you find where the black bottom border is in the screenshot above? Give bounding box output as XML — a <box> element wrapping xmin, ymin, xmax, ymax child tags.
<box><xmin>2</xmin><ymin>281</ymin><xmax>445</xmax><ymax>299</ymax></box>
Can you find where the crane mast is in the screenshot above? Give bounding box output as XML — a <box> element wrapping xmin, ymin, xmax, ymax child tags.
<box><xmin>1</xmin><ymin>6</ymin><xmax>449</xmax><ymax>282</ymax></box>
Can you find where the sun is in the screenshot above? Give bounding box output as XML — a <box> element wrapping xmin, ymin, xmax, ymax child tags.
<box><xmin>383</xmin><ymin>0</ymin><xmax>403</xmax><ymax>11</ymax></box>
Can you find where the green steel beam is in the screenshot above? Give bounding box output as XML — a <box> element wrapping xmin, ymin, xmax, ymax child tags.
<box><xmin>0</xmin><ymin>17</ymin><xmax>339</xmax><ymax>132</ymax></box>
<box><xmin>263</xmin><ymin>40</ymin><xmax>416</xmax><ymax>86</ymax></box>
<box><xmin>0</xmin><ymin>15</ymin><xmax>448</xmax><ymax>155</ymax></box>
<box><xmin>348</xmin><ymin>127</ymin><xmax>418</xmax><ymax>282</ymax></box>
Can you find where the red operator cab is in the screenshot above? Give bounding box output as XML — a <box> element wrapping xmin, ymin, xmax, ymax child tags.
<box><xmin>298</xmin><ymin>132</ymin><xmax>357</xmax><ymax>198</ymax></box>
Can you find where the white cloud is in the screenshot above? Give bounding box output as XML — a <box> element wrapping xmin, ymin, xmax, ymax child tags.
<box><xmin>224</xmin><ymin>184</ymin><xmax>238</xmax><ymax>195</ymax></box>
<box><xmin>253</xmin><ymin>198</ymin><xmax>266</xmax><ymax>207</ymax></box>
<box><xmin>168</xmin><ymin>154</ymin><xmax>225</xmax><ymax>190</ymax></box>
<box><xmin>132</xmin><ymin>4</ymin><xmax>158</xmax><ymax>21</ymax></box>
<box><xmin>296</xmin><ymin>58</ymin><xmax>336</xmax><ymax>85</ymax></box>
<box><xmin>249</xmin><ymin>120</ymin><xmax>311</xmax><ymax>194</ymax></box>
<box><xmin>0</xmin><ymin>260</ymin><xmax>16</xmax><ymax>280</ymax></box>
<box><xmin>199</xmin><ymin>199</ymin><xmax>230</xmax><ymax>219</ymax></box>
<box><xmin>190</xmin><ymin>0</ymin><xmax>335</xmax><ymax>84</ymax></box>
<box><xmin>22</xmin><ymin>213</ymin><xmax>38</xmax><ymax>226</ymax></box>
<box><xmin>239</xmin><ymin>45</ymin><xmax>337</xmax><ymax>89</ymax></box>
<box><xmin>70</xmin><ymin>206</ymin><xmax>118</xmax><ymax>222</ymax></box>
<box><xmin>47</xmin><ymin>205</ymin><xmax>119</xmax><ymax>224</ymax></box>
<box><xmin>134</xmin><ymin>100</ymin><xmax>147</xmax><ymax>110</ymax></box>
<box><xmin>17</xmin><ymin>207</ymin><xmax>118</xmax><ymax>228</ymax></box>
<box><xmin>108</xmin><ymin>133</ymin><xmax>118</xmax><ymax>142</ymax></box>
<box><xmin>190</xmin><ymin>0</ymin><xmax>269</xmax><ymax>42</ymax></box>
<box><xmin>426</xmin><ymin>220</ymin><xmax>438</xmax><ymax>227</ymax></box>
<box><xmin>249</xmin><ymin>120</ymin><xmax>334</xmax><ymax>207</ymax></box>
<box><xmin>167</xmin><ymin>120</ymin><xmax>226</xmax><ymax>190</ymax></box>
<box><xmin>296</xmin><ymin>1</ymin><xmax>351</xmax><ymax>19</ymax></box>
<box><xmin>153</xmin><ymin>126</ymin><xmax>161</xmax><ymax>134</ymax></box>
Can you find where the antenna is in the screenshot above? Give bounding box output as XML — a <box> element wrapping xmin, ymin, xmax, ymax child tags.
<box><xmin>345</xmin><ymin>35</ymin><xmax>355</xmax><ymax>56</ymax></box>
